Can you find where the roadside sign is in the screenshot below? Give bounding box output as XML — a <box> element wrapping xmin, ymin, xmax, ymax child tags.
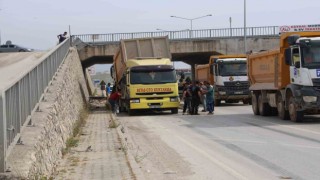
<box><xmin>87</xmin><ymin>66</ymin><xmax>96</xmax><ymax>75</ymax></box>
<box><xmin>279</xmin><ymin>24</ymin><xmax>320</xmax><ymax>33</ymax></box>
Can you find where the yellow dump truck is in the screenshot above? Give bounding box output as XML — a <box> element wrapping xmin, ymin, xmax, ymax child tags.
<box><xmin>110</xmin><ymin>37</ymin><xmax>180</xmax><ymax>115</ymax></box>
<box><xmin>248</xmin><ymin>31</ymin><xmax>320</xmax><ymax>122</ymax></box>
<box><xmin>195</xmin><ymin>55</ymin><xmax>251</xmax><ymax>106</ymax></box>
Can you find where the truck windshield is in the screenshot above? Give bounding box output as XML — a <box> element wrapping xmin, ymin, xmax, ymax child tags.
<box><xmin>301</xmin><ymin>44</ymin><xmax>320</xmax><ymax>68</ymax></box>
<box><xmin>130</xmin><ymin>69</ymin><xmax>177</xmax><ymax>84</ymax></box>
<box><xmin>218</xmin><ymin>62</ymin><xmax>247</xmax><ymax>76</ymax></box>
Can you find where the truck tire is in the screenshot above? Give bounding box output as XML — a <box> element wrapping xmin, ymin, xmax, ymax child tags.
<box><xmin>171</xmin><ymin>108</ymin><xmax>178</xmax><ymax>114</ymax></box>
<box><xmin>288</xmin><ymin>96</ymin><xmax>304</xmax><ymax>122</ymax></box>
<box><xmin>258</xmin><ymin>94</ymin><xmax>271</xmax><ymax>116</ymax></box>
<box><xmin>243</xmin><ymin>99</ymin><xmax>250</xmax><ymax>105</ymax></box>
<box><xmin>277</xmin><ymin>93</ymin><xmax>289</xmax><ymax>120</ymax></box>
<box><xmin>251</xmin><ymin>93</ymin><xmax>260</xmax><ymax>115</ymax></box>
<box><xmin>215</xmin><ymin>99</ymin><xmax>221</xmax><ymax>106</ymax></box>
<box><xmin>128</xmin><ymin>108</ymin><xmax>135</xmax><ymax>116</ymax></box>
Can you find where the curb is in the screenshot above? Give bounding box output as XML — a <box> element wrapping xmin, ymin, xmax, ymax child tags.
<box><xmin>111</xmin><ymin>113</ymin><xmax>146</xmax><ymax>180</ymax></box>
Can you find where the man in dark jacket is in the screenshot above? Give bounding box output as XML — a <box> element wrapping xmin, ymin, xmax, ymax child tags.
<box><xmin>57</xmin><ymin>32</ymin><xmax>67</xmax><ymax>44</ymax></box>
<box><xmin>182</xmin><ymin>82</ymin><xmax>192</xmax><ymax>115</ymax></box>
<box><xmin>190</xmin><ymin>81</ymin><xmax>201</xmax><ymax>115</ymax></box>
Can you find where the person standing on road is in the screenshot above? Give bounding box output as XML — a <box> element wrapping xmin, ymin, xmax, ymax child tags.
<box><xmin>182</xmin><ymin>82</ymin><xmax>192</xmax><ymax>115</ymax></box>
<box><xmin>190</xmin><ymin>81</ymin><xmax>201</xmax><ymax>115</ymax></box>
<box><xmin>204</xmin><ymin>81</ymin><xmax>215</xmax><ymax>115</ymax></box>
<box><xmin>57</xmin><ymin>32</ymin><xmax>67</xmax><ymax>44</ymax></box>
<box><xmin>106</xmin><ymin>83</ymin><xmax>111</xmax><ymax>98</ymax></box>
<box><xmin>108</xmin><ymin>88</ymin><xmax>121</xmax><ymax>113</ymax></box>
<box><xmin>100</xmin><ymin>80</ymin><xmax>106</xmax><ymax>96</ymax></box>
<box><xmin>200</xmin><ymin>81</ymin><xmax>207</xmax><ymax>112</ymax></box>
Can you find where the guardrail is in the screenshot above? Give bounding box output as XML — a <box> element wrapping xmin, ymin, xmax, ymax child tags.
<box><xmin>73</xmin><ymin>26</ymin><xmax>279</xmax><ymax>43</ymax></box>
<box><xmin>0</xmin><ymin>39</ymin><xmax>71</xmax><ymax>172</ymax></box>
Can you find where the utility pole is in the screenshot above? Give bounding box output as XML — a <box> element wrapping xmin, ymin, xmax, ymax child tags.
<box><xmin>244</xmin><ymin>0</ymin><xmax>247</xmax><ymax>53</ymax></box>
<box><xmin>229</xmin><ymin>17</ymin><xmax>232</xmax><ymax>36</ymax></box>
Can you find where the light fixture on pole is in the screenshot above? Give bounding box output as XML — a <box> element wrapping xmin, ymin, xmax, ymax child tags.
<box><xmin>170</xmin><ymin>14</ymin><xmax>212</xmax><ymax>30</ymax></box>
<box><xmin>156</xmin><ymin>28</ymin><xmax>168</xmax><ymax>31</ymax></box>
<box><xmin>244</xmin><ymin>0</ymin><xmax>247</xmax><ymax>53</ymax></box>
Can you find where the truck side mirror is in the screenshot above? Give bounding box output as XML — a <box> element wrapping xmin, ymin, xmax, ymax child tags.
<box><xmin>285</xmin><ymin>48</ymin><xmax>292</xmax><ymax>65</ymax></box>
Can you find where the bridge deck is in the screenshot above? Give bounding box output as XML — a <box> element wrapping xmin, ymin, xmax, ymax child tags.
<box><xmin>0</xmin><ymin>52</ymin><xmax>45</xmax><ymax>90</ymax></box>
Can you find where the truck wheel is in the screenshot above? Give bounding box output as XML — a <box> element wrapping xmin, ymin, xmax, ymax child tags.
<box><xmin>243</xmin><ymin>99</ymin><xmax>250</xmax><ymax>105</ymax></box>
<box><xmin>214</xmin><ymin>99</ymin><xmax>221</xmax><ymax>106</ymax></box>
<box><xmin>128</xmin><ymin>108</ymin><xmax>135</xmax><ymax>116</ymax></box>
<box><xmin>288</xmin><ymin>96</ymin><xmax>304</xmax><ymax>122</ymax></box>
<box><xmin>258</xmin><ymin>94</ymin><xmax>271</xmax><ymax>116</ymax></box>
<box><xmin>226</xmin><ymin>100</ymin><xmax>233</xmax><ymax>103</ymax></box>
<box><xmin>277</xmin><ymin>93</ymin><xmax>289</xmax><ymax>120</ymax></box>
<box><xmin>171</xmin><ymin>108</ymin><xmax>178</xmax><ymax>114</ymax></box>
<box><xmin>251</xmin><ymin>94</ymin><xmax>259</xmax><ymax>115</ymax></box>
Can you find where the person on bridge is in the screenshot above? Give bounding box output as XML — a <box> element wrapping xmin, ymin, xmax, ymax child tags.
<box><xmin>57</xmin><ymin>31</ymin><xmax>68</xmax><ymax>44</ymax></box>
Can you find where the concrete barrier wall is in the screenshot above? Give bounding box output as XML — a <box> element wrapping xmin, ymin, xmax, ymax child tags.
<box><xmin>4</xmin><ymin>48</ymin><xmax>89</xmax><ymax>179</ymax></box>
<box><xmin>85</xmin><ymin>69</ymin><xmax>95</xmax><ymax>96</ymax></box>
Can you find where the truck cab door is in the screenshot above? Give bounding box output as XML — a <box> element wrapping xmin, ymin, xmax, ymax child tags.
<box><xmin>290</xmin><ymin>47</ymin><xmax>303</xmax><ymax>85</ymax></box>
<box><xmin>289</xmin><ymin>47</ymin><xmax>312</xmax><ymax>86</ymax></box>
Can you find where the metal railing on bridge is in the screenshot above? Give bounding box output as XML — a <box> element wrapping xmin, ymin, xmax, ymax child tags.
<box><xmin>0</xmin><ymin>39</ymin><xmax>71</xmax><ymax>172</ymax></box>
<box><xmin>73</xmin><ymin>26</ymin><xmax>279</xmax><ymax>43</ymax></box>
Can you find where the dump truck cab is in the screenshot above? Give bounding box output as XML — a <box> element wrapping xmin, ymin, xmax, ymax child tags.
<box><xmin>210</xmin><ymin>55</ymin><xmax>251</xmax><ymax>105</ymax></box>
<box><xmin>248</xmin><ymin>29</ymin><xmax>320</xmax><ymax>122</ymax></box>
<box><xmin>284</xmin><ymin>34</ymin><xmax>320</xmax><ymax>112</ymax></box>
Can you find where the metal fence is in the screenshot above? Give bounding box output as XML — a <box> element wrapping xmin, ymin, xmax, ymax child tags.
<box><xmin>0</xmin><ymin>39</ymin><xmax>71</xmax><ymax>172</ymax></box>
<box><xmin>73</xmin><ymin>26</ymin><xmax>279</xmax><ymax>43</ymax></box>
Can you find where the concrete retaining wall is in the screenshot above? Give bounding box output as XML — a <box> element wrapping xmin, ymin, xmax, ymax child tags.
<box><xmin>4</xmin><ymin>48</ymin><xmax>89</xmax><ymax>179</ymax></box>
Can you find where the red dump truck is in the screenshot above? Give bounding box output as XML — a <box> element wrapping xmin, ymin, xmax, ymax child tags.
<box><xmin>248</xmin><ymin>31</ymin><xmax>320</xmax><ymax>122</ymax></box>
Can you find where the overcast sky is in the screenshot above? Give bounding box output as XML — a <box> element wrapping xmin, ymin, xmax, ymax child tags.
<box><xmin>1</xmin><ymin>0</ymin><xmax>319</xmax><ymax>70</ymax></box>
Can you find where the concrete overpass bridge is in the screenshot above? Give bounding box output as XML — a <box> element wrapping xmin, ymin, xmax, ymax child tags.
<box><xmin>0</xmin><ymin>26</ymin><xmax>281</xmax><ymax>177</ymax></box>
<box><xmin>74</xmin><ymin>26</ymin><xmax>280</xmax><ymax>70</ymax></box>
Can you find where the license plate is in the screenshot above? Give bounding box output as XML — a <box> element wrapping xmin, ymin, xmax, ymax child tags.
<box><xmin>150</xmin><ymin>105</ymin><xmax>161</xmax><ymax>108</ymax></box>
<box><xmin>234</xmin><ymin>91</ymin><xmax>243</xmax><ymax>94</ymax></box>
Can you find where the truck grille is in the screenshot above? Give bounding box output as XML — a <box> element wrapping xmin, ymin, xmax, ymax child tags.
<box><xmin>223</xmin><ymin>81</ymin><xmax>250</xmax><ymax>95</ymax></box>
<box><xmin>312</xmin><ymin>79</ymin><xmax>320</xmax><ymax>86</ymax></box>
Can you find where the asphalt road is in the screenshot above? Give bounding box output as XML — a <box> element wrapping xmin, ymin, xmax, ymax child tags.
<box><xmin>118</xmin><ymin>103</ymin><xmax>320</xmax><ymax>180</ymax></box>
<box><xmin>0</xmin><ymin>52</ymin><xmax>45</xmax><ymax>89</ymax></box>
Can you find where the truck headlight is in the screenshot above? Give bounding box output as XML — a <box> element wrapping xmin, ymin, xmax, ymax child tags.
<box><xmin>130</xmin><ymin>99</ymin><xmax>140</xmax><ymax>103</ymax></box>
<box><xmin>303</xmin><ymin>96</ymin><xmax>317</xmax><ymax>103</ymax></box>
<box><xmin>170</xmin><ymin>97</ymin><xmax>179</xmax><ymax>102</ymax></box>
<box><xmin>219</xmin><ymin>91</ymin><xmax>226</xmax><ymax>95</ymax></box>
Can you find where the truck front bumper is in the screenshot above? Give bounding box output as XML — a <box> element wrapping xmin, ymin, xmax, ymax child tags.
<box><xmin>129</xmin><ymin>97</ymin><xmax>180</xmax><ymax>110</ymax></box>
<box><xmin>298</xmin><ymin>87</ymin><xmax>320</xmax><ymax>112</ymax></box>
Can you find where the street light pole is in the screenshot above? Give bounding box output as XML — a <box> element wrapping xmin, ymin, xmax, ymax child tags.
<box><xmin>229</xmin><ymin>17</ymin><xmax>232</xmax><ymax>36</ymax></box>
<box><xmin>244</xmin><ymin>0</ymin><xmax>247</xmax><ymax>53</ymax></box>
<box><xmin>170</xmin><ymin>14</ymin><xmax>212</xmax><ymax>37</ymax></box>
